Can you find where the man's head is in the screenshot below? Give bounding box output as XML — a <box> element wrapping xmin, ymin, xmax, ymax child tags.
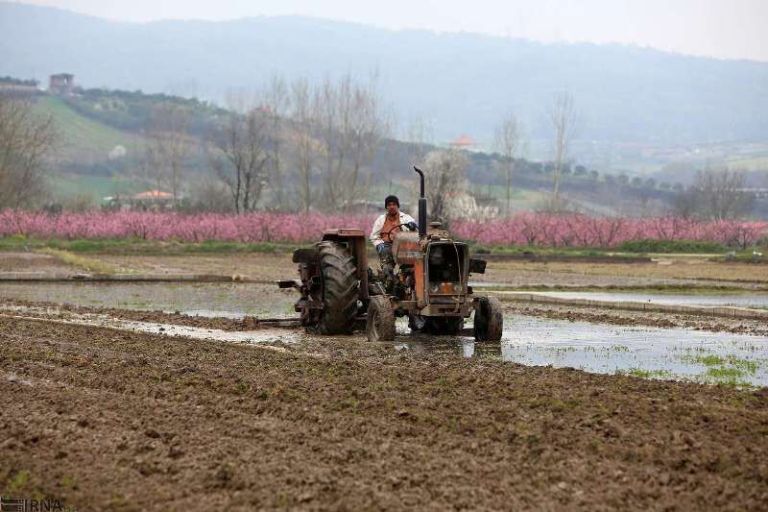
<box><xmin>385</xmin><ymin>195</ymin><xmax>400</xmax><ymax>216</ymax></box>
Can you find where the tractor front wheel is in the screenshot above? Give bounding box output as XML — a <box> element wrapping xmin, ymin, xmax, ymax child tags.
<box><xmin>366</xmin><ymin>296</ymin><xmax>396</xmax><ymax>342</ymax></box>
<box><xmin>474</xmin><ymin>296</ymin><xmax>503</xmax><ymax>342</ymax></box>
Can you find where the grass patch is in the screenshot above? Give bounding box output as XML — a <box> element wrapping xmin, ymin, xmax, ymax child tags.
<box><xmin>468</xmin><ymin>244</ymin><xmax>644</xmax><ymax>260</ymax></box>
<box><xmin>620</xmin><ymin>368</ymin><xmax>673</xmax><ymax>379</ymax></box>
<box><xmin>6</xmin><ymin>469</ymin><xmax>31</xmax><ymax>494</ymax></box>
<box><xmin>687</xmin><ymin>354</ymin><xmax>760</xmax><ymax>374</ymax></box>
<box><xmin>679</xmin><ymin>353</ymin><xmax>763</xmax><ymax>387</ymax></box>
<box><xmin>696</xmin><ymin>354</ymin><xmax>726</xmax><ymax>367</ymax></box>
<box><xmin>706</xmin><ymin>367</ymin><xmax>745</xmax><ymax>379</ymax></box>
<box><xmin>0</xmin><ymin>237</ymin><xmax>302</xmax><ymax>255</ymax></box>
<box><xmin>618</xmin><ymin>239</ymin><xmax>727</xmax><ymax>254</ymax></box>
<box><xmin>36</xmin><ymin>248</ymin><xmax>118</xmax><ymax>274</ymax></box>
<box><xmin>718</xmin><ymin>247</ymin><xmax>768</xmax><ymax>264</ymax></box>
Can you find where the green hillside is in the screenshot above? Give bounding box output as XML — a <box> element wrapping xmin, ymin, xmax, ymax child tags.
<box><xmin>49</xmin><ymin>173</ymin><xmax>146</xmax><ymax>202</ymax></box>
<box><xmin>36</xmin><ymin>96</ymin><xmax>143</xmax><ymax>165</ymax></box>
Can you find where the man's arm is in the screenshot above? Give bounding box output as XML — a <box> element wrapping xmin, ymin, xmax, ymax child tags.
<box><xmin>370</xmin><ymin>215</ymin><xmax>386</xmax><ymax>247</ymax></box>
<box><xmin>400</xmin><ymin>213</ymin><xmax>418</xmax><ymax>231</ymax></box>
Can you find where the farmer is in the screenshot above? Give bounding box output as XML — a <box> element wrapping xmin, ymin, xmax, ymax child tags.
<box><xmin>370</xmin><ymin>195</ymin><xmax>417</xmax><ymax>269</ymax></box>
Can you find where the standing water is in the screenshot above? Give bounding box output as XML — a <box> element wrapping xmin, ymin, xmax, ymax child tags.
<box><xmin>398</xmin><ymin>315</ymin><xmax>768</xmax><ymax>387</ymax></box>
<box><xmin>2</xmin><ymin>282</ymin><xmax>766</xmax><ymax>387</ymax></box>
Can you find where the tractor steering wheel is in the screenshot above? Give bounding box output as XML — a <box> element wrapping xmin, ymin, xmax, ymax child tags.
<box><xmin>381</xmin><ymin>223</ymin><xmax>411</xmax><ymax>239</ymax></box>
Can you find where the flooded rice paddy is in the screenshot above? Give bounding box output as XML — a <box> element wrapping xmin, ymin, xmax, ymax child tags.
<box><xmin>2</xmin><ymin>281</ymin><xmax>766</xmax><ymax>387</ymax></box>
<box><xmin>395</xmin><ymin>316</ymin><xmax>768</xmax><ymax>387</ymax></box>
<box><xmin>497</xmin><ymin>290</ymin><xmax>768</xmax><ymax>309</ymax></box>
<box><xmin>0</xmin><ymin>281</ymin><xmax>297</xmax><ymax>317</ymax></box>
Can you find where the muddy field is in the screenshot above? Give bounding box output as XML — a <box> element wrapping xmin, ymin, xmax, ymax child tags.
<box><xmin>2</xmin><ymin>316</ymin><xmax>767</xmax><ymax>511</ymax></box>
<box><xmin>96</xmin><ymin>253</ymin><xmax>768</xmax><ymax>290</ymax></box>
<box><xmin>6</xmin><ymin>250</ymin><xmax>767</xmax><ymax>290</ymax></box>
<box><xmin>2</xmin><ymin>250</ymin><xmax>768</xmax><ymax>509</ymax></box>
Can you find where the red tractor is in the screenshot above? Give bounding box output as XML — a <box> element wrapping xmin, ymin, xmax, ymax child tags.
<box><xmin>279</xmin><ymin>167</ymin><xmax>503</xmax><ymax>342</ymax></box>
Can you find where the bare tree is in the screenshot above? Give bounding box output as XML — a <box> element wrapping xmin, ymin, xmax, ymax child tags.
<box><xmin>186</xmin><ymin>176</ymin><xmax>234</xmax><ymax>213</ymax></box>
<box><xmin>211</xmin><ymin>109</ymin><xmax>271</xmax><ymax>213</ymax></box>
<box><xmin>263</xmin><ymin>76</ymin><xmax>290</xmax><ymax>210</ymax></box>
<box><xmin>405</xmin><ymin>118</ymin><xmax>434</xmax><ymax>168</ymax></box>
<box><xmin>138</xmin><ymin>143</ymin><xmax>164</xmax><ymax>193</ymax></box>
<box><xmin>494</xmin><ymin>113</ymin><xmax>521</xmax><ymax>216</ymax></box>
<box><xmin>423</xmin><ymin>149</ymin><xmax>468</xmax><ymax>224</ymax></box>
<box><xmin>675</xmin><ymin>168</ymin><xmax>753</xmax><ymax>220</ymax></box>
<box><xmin>288</xmin><ymin>79</ymin><xmax>318</xmax><ymax>213</ymax></box>
<box><xmin>315</xmin><ymin>78</ymin><xmax>341</xmax><ymax>208</ymax></box>
<box><xmin>549</xmin><ymin>92</ymin><xmax>577</xmax><ymax>211</ymax></box>
<box><xmin>315</xmin><ymin>74</ymin><xmax>388</xmax><ymax>211</ymax></box>
<box><xmin>0</xmin><ymin>95</ymin><xmax>55</xmax><ymax>208</ymax></box>
<box><xmin>346</xmin><ymin>80</ymin><xmax>389</xmax><ymax>209</ymax></box>
<box><xmin>148</xmin><ymin>103</ymin><xmax>190</xmax><ymax>206</ymax></box>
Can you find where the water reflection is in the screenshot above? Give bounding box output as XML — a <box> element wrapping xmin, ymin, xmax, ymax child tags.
<box><xmin>395</xmin><ymin>315</ymin><xmax>768</xmax><ymax>387</ymax></box>
<box><xmin>498</xmin><ymin>291</ymin><xmax>768</xmax><ymax>309</ymax></box>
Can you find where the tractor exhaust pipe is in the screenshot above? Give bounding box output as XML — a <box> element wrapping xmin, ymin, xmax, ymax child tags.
<box><xmin>413</xmin><ymin>166</ymin><xmax>427</xmax><ymax>238</ymax></box>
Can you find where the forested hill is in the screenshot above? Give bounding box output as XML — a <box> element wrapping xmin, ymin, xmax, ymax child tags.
<box><xmin>2</xmin><ymin>2</ymin><xmax>768</xmax><ymax>147</ymax></box>
<box><xmin>19</xmin><ymin>87</ymin><xmax>682</xmax><ymax>217</ymax></box>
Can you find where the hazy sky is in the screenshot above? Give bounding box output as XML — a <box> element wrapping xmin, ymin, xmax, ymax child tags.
<box><xmin>14</xmin><ymin>0</ymin><xmax>768</xmax><ymax>61</ymax></box>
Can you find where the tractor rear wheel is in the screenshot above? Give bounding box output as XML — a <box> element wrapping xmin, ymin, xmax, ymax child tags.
<box><xmin>316</xmin><ymin>241</ymin><xmax>359</xmax><ymax>335</ymax></box>
<box><xmin>366</xmin><ymin>296</ymin><xmax>396</xmax><ymax>342</ymax></box>
<box><xmin>474</xmin><ymin>296</ymin><xmax>503</xmax><ymax>341</ymax></box>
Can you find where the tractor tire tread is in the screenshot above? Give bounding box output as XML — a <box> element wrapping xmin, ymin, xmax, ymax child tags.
<box><xmin>474</xmin><ymin>296</ymin><xmax>503</xmax><ymax>342</ymax></box>
<box><xmin>367</xmin><ymin>296</ymin><xmax>396</xmax><ymax>342</ymax></box>
<box><xmin>316</xmin><ymin>241</ymin><xmax>359</xmax><ymax>335</ymax></box>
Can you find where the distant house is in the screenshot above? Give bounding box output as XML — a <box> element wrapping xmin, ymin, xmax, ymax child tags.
<box><xmin>131</xmin><ymin>190</ymin><xmax>175</xmax><ymax>211</ymax></box>
<box><xmin>102</xmin><ymin>190</ymin><xmax>175</xmax><ymax>212</ymax></box>
<box><xmin>133</xmin><ymin>190</ymin><xmax>173</xmax><ymax>200</ymax></box>
<box><xmin>449</xmin><ymin>134</ymin><xmax>477</xmax><ymax>150</ymax></box>
<box><xmin>49</xmin><ymin>73</ymin><xmax>75</xmax><ymax>95</ymax></box>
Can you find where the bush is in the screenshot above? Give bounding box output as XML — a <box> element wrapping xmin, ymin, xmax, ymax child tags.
<box><xmin>618</xmin><ymin>239</ymin><xmax>726</xmax><ymax>254</ymax></box>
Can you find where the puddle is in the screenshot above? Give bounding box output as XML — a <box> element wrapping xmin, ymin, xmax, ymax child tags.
<box><xmin>0</xmin><ymin>282</ymin><xmax>297</xmax><ymax>318</ymax></box>
<box><xmin>501</xmin><ymin>291</ymin><xmax>768</xmax><ymax>309</ymax></box>
<box><xmin>3</xmin><ymin>282</ymin><xmax>768</xmax><ymax>387</ymax></box>
<box><xmin>396</xmin><ymin>315</ymin><xmax>768</xmax><ymax>387</ymax></box>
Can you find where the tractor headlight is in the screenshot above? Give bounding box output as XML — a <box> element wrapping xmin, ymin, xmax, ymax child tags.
<box><xmin>455</xmin><ymin>285</ymin><xmax>462</xmax><ymax>293</ymax></box>
<box><xmin>430</xmin><ymin>284</ymin><xmax>439</xmax><ymax>293</ymax></box>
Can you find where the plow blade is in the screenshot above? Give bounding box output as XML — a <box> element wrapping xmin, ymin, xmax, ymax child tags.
<box><xmin>250</xmin><ymin>317</ymin><xmax>302</xmax><ymax>328</ymax></box>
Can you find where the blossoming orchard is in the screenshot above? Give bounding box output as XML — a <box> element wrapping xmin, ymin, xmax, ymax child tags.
<box><xmin>1</xmin><ymin>210</ymin><xmax>766</xmax><ymax>248</ymax></box>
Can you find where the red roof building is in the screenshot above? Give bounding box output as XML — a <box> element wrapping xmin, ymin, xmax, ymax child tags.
<box><xmin>449</xmin><ymin>134</ymin><xmax>476</xmax><ymax>149</ymax></box>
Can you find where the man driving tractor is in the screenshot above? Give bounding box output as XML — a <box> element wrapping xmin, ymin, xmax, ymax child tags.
<box><xmin>369</xmin><ymin>195</ymin><xmax>417</xmax><ymax>272</ymax></box>
<box><xmin>279</xmin><ymin>167</ymin><xmax>503</xmax><ymax>342</ymax></box>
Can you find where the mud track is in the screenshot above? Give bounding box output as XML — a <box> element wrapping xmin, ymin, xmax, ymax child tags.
<box><xmin>2</xmin><ymin>316</ymin><xmax>767</xmax><ymax>511</ymax></box>
<box><xmin>0</xmin><ymin>298</ymin><xmax>266</xmax><ymax>331</ymax></box>
<box><xmin>4</xmin><ymin>295</ymin><xmax>768</xmax><ymax>338</ymax></box>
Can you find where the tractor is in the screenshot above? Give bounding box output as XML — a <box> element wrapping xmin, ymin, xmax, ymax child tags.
<box><xmin>278</xmin><ymin>166</ymin><xmax>503</xmax><ymax>342</ymax></box>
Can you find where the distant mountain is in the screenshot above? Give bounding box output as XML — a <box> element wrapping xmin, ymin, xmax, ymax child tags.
<box><xmin>2</xmin><ymin>2</ymin><xmax>768</xmax><ymax>150</ymax></box>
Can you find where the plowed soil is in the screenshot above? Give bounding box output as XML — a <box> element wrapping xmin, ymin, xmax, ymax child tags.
<box><xmin>2</xmin><ymin>316</ymin><xmax>767</xmax><ymax>511</ymax></box>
